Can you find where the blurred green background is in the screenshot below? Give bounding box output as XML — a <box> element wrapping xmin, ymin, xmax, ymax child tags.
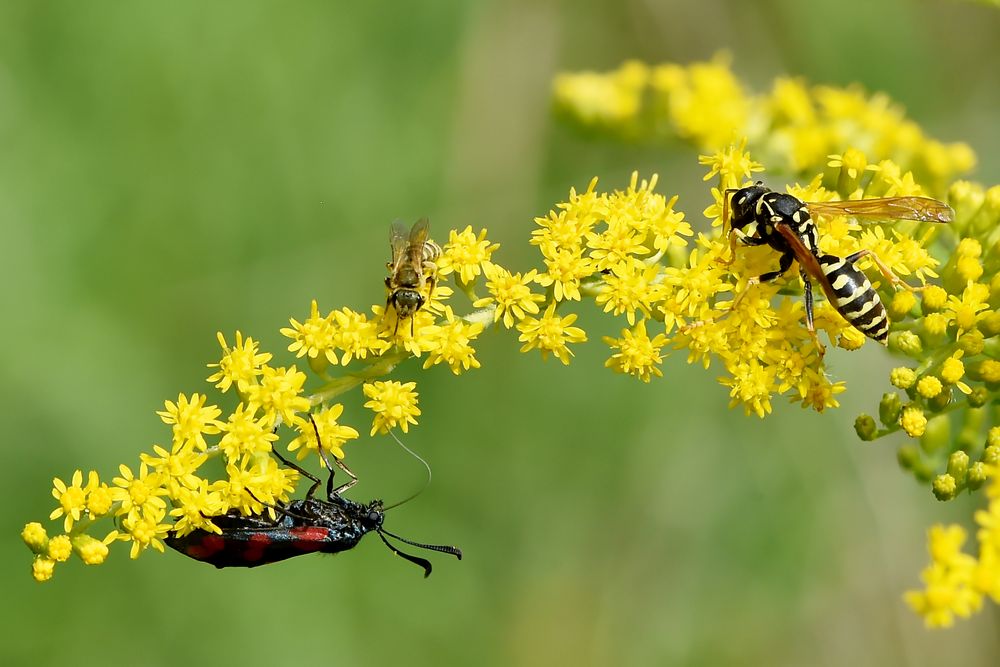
<box><xmin>3</xmin><ymin>1</ymin><xmax>999</xmax><ymax>665</ymax></box>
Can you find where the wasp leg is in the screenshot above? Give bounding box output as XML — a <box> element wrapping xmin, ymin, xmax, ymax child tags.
<box><xmin>799</xmin><ymin>270</ymin><xmax>826</xmax><ymax>356</ymax></box>
<box><xmin>846</xmin><ymin>249</ymin><xmax>923</xmax><ymax>292</ymax></box>
<box><xmin>683</xmin><ymin>251</ymin><xmax>795</xmax><ymax>334</ymax></box>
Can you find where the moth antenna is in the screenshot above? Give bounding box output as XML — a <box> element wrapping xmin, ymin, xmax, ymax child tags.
<box><xmin>383</xmin><ymin>429</ymin><xmax>432</xmax><ymax>510</ymax></box>
<box><xmin>376</xmin><ymin>530</ymin><xmax>433</xmax><ymax>577</ymax></box>
<box><xmin>379</xmin><ymin>528</ymin><xmax>462</xmax><ymax>560</ymax></box>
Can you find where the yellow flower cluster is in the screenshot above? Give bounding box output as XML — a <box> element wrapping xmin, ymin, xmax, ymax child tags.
<box><xmin>554</xmin><ymin>54</ymin><xmax>974</xmax><ymax>194</ymax></box>
<box><xmin>23</xmin><ymin>52</ymin><xmax>1000</xmax><ymax>631</ymax></box>
<box><xmin>21</xmin><ymin>217</ymin><xmax>511</xmax><ymax>582</ymax></box>
<box><xmin>906</xmin><ymin>464</ymin><xmax>1000</xmax><ymax>627</ymax></box>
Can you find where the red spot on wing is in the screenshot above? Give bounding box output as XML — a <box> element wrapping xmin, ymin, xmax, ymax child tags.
<box><xmin>242</xmin><ymin>532</ymin><xmax>272</xmax><ymax>563</ymax></box>
<box><xmin>290</xmin><ymin>526</ymin><xmax>331</xmax><ymax>552</ymax></box>
<box><xmin>187</xmin><ymin>534</ymin><xmax>225</xmax><ymax>560</ymax></box>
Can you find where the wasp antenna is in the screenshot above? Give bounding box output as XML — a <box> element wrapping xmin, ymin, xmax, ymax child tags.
<box><xmin>379</xmin><ymin>528</ymin><xmax>463</xmax><ymax>560</ymax></box>
<box><xmin>376</xmin><ymin>530</ymin><xmax>433</xmax><ymax>577</ymax></box>
<box><xmin>383</xmin><ymin>429</ymin><xmax>432</xmax><ymax>510</ymax></box>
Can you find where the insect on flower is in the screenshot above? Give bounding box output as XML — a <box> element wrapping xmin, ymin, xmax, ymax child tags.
<box><xmin>721</xmin><ymin>182</ymin><xmax>953</xmax><ymax>346</ymax></box>
<box><xmin>385</xmin><ymin>218</ymin><xmax>442</xmax><ymax>334</ymax></box>
<box><xmin>165</xmin><ymin>419</ymin><xmax>461</xmax><ymax>576</ymax></box>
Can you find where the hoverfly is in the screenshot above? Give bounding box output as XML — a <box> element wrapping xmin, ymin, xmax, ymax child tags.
<box><xmin>385</xmin><ymin>218</ymin><xmax>442</xmax><ymax>334</ymax></box>
<box><xmin>722</xmin><ymin>182</ymin><xmax>953</xmax><ymax>345</ymax></box>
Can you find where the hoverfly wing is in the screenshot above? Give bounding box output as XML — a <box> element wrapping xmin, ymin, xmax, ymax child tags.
<box><xmin>806</xmin><ymin>197</ymin><xmax>954</xmax><ymax>223</ymax></box>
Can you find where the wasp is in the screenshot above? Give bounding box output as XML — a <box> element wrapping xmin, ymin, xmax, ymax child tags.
<box><xmin>722</xmin><ymin>182</ymin><xmax>953</xmax><ymax>345</ymax></box>
<box><xmin>385</xmin><ymin>218</ymin><xmax>442</xmax><ymax>334</ymax></box>
<box><xmin>166</xmin><ymin>418</ymin><xmax>462</xmax><ymax>576</ymax></box>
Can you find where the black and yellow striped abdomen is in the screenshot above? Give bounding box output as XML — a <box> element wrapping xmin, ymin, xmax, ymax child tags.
<box><xmin>817</xmin><ymin>254</ymin><xmax>889</xmax><ymax>344</ymax></box>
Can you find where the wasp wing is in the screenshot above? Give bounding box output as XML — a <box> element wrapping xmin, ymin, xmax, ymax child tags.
<box><xmin>806</xmin><ymin>197</ymin><xmax>953</xmax><ymax>223</ymax></box>
<box><xmin>771</xmin><ymin>222</ymin><xmax>843</xmax><ymax>308</ymax></box>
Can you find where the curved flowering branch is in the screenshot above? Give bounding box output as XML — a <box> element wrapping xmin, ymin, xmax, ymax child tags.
<box><xmin>22</xmin><ymin>54</ymin><xmax>1000</xmax><ymax>631</ymax></box>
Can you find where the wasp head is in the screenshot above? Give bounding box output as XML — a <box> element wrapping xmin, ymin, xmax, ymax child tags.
<box><xmin>728</xmin><ymin>182</ymin><xmax>769</xmax><ymax>231</ymax></box>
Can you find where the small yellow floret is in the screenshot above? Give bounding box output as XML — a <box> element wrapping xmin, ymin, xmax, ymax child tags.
<box><xmin>900</xmin><ymin>406</ymin><xmax>928</xmax><ymax>437</ymax></box>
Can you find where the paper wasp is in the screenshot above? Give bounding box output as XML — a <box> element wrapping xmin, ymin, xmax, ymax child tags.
<box><xmin>385</xmin><ymin>218</ymin><xmax>442</xmax><ymax>334</ymax></box>
<box><xmin>721</xmin><ymin>182</ymin><xmax>953</xmax><ymax>345</ymax></box>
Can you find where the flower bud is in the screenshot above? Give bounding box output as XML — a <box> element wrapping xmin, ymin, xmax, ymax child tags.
<box><xmin>932</xmin><ymin>473</ymin><xmax>958</xmax><ymax>501</ymax></box>
<box><xmin>897</xmin><ymin>444</ymin><xmax>920</xmax><ymax>471</ymax></box>
<box><xmin>889</xmin><ymin>331</ymin><xmax>923</xmax><ymax>357</ymax></box>
<box><xmin>967</xmin><ymin>462</ymin><xmax>987</xmax><ymax>491</ymax></box>
<box><xmin>855</xmin><ymin>414</ymin><xmax>878</xmax><ymax>441</ymax></box>
<box><xmin>878</xmin><ymin>393</ymin><xmax>902</xmax><ymax>426</ymax></box>
<box><xmin>21</xmin><ymin>523</ymin><xmax>48</xmax><ymax>554</ymax></box>
<box><xmin>919</xmin><ymin>413</ymin><xmax>949</xmax><ymax>451</ymax></box>
<box><xmin>921</xmin><ymin>285</ymin><xmax>948</xmax><ymax>313</ymax></box>
<box><xmin>947</xmin><ymin>451</ymin><xmax>970</xmax><ymax>484</ymax></box>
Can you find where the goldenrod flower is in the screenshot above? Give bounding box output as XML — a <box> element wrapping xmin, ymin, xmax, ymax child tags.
<box><xmin>330</xmin><ymin>307</ymin><xmax>390</xmax><ymax>364</ymax></box>
<box><xmin>287</xmin><ymin>405</ymin><xmax>359</xmax><ymax>461</ymax></box>
<box><xmin>141</xmin><ymin>443</ymin><xmax>208</xmax><ymax>498</ymax></box>
<box><xmin>111</xmin><ymin>463</ymin><xmax>168</xmax><ymax>521</ymax></box>
<box><xmin>216</xmin><ymin>402</ymin><xmax>279</xmax><ymax>463</ymax></box>
<box><xmin>47</xmin><ymin>535</ymin><xmax>72</xmax><ymax>562</ymax></box>
<box><xmin>474</xmin><ymin>265</ymin><xmax>545</xmax><ymax>328</ymax></box>
<box><xmin>157</xmin><ymin>393</ymin><xmax>221</xmax><ymax>451</ymax></box>
<box><xmin>84</xmin><ymin>471</ymin><xmax>113</xmax><ymax>518</ymax></box>
<box><xmin>206</xmin><ymin>330</ymin><xmax>271</xmax><ymax>393</ymax></box>
<box><xmin>422</xmin><ymin>307</ymin><xmax>484</xmax><ymax>375</ymax></box>
<box><xmin>32</xmin><ymin>557</ymin><xmax>55</xmax><ymax>583</ymax></box>
<box><xmin>120</xmin><ymin>507</ymin><xmax>171</xmax><ymax>559</ymax></box>
<box><xmin>245</xmin><ymin>365</ymin><xmax>311</xmax><ymax>428</ymax></box>
<box><xmin>900</xmin><ymin>406</ymin><xmax>929</xmax><ymax>437</ymax></box>
<box><xmin>517</xmin><ymin>303</ymin><xmax>587</xmax><ymax>365</ymax></box>
<box><xmin>168</xmin><ymin>481</ymin><xmax>224</xmax><ymax>538</ymax></box>
<box><xmin>281</xmin><ymin>299</ymin><xmax>338</xmax><ymax>366</ymax></box>
<box><xmin>72</xmin><ymin>533</ymin><xmax>113</xmax><ymax>565</ymax></box>
<box><xmin>917</xmin><ymin>376</ymin><xmax>943</xmax><ymax>399</ymax></box>
<box><xmin>21</xmin><ymin>522</ymin><xmax>48</xmax><ymax>554</ymax></box>
<box><xmin>603</xmin><ymin>320</ymin><xmax>668</xmax><ymax>382</ymax></box>
<box><xmin>437</xmin><ymin>226</ymin><xmax>499</xmax><ymax>284</ymax></box>
<box><xmin>363</xmin><ymin>380</ymin><xmax>421</xmax><ymax>436</ymax></box>
<box><xmin>49</xmin><ymin>470</ymin><xmax>88</xmax><ymax>532</ymax></box>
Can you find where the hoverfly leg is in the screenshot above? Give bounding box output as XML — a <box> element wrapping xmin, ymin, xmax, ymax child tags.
<box><xmin>845</xmin><ymin>249</ymin><xmax>923</xmax><ymax>292</ymax></box>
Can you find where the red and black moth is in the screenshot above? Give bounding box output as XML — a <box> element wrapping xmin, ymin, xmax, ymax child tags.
<box><xmin>166</xmin><ymin>421</ymin><xmax>462</xmax><ymax>577</ymax></box>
